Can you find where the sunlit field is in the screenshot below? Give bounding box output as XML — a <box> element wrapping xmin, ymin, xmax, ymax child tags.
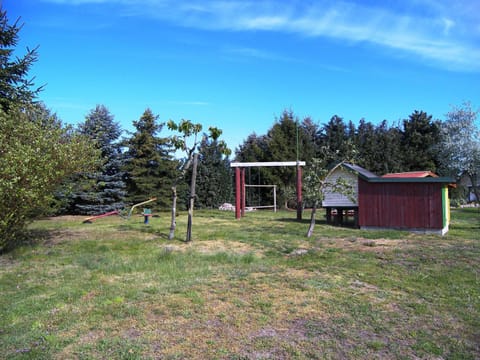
<box><xmin>1</xmin><ymin>208</ymin><xmax>479</xmax><ymax>359</ymax></box>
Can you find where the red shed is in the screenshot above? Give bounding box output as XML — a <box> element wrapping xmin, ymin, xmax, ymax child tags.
<box><xmin>358</xmin><ymin>172</ymin><xmax>455</xmax><ymax>235</ymax></box>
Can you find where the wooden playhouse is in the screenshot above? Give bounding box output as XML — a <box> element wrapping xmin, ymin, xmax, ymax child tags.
<box><xmin>323</xmin><ymin>164</ymin><xmax>455</xmax><ymax>235</ymax></box>
<box><xmin>358</xmin><ymin>171</ymin><xmax>454</xmax><ymax>235</ymax></box>
<box><xmin>322</xmin><ymin>163</ymin><xmax>377</xmax><ymax>227</ymax></box>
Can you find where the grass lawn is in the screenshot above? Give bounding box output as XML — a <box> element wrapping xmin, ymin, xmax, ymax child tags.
<box><xmin>1</xmin><ymin>207</ymin><xmax>479</xmax><ymax>359</ymax></box>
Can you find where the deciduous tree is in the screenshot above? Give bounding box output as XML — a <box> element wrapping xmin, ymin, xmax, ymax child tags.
<box><xmin>0</xmin><ymin>106</ymin><xmax>99</xmax><ymax>252</ymax></box>
<box><xmin>438</xmin><ymin>102</ymin><xmax>480</xmax><ymax>202</ymax></box>
<box><xmin>167</xmin><ymin>119</ymin><xmax>229</xmax><ymax>241</ymax></box>
<box><xmin>0</xmin><ymin>8</ymin><xmax>98</xmax><ymax>251</ymax></box>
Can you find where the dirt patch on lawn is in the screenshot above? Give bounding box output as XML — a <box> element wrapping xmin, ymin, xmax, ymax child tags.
<box><xmin>162</xmin><ymin>240</ymin><xmax>264</xmax><ymax>257</ymax></box>
<box><xmin>195</xmin><ymin>240</ymin><xmax>262</xmax><ymax>256</ymax></box>
<box><xmin>317</xmin><ymin>237</ymin><xmax>414</xmax><ymax>253</ymax></box>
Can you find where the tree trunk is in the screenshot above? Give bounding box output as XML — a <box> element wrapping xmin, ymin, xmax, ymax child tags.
<box><xmin>186</xmin><ymin>153</ymin><xmax>198</xmax><ymax>242</ymax></box>
<box><xmin>168</xmin><ymin>186</ymin><xmax>177</xmax><ymax>240</ymax></box>
<box><xmin>306</xmin><ymin>200</ymin><xmax>318</xmax><ymax>238</ymax></box>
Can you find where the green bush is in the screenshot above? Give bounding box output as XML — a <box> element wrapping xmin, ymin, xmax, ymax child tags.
<box><xmin>0</xmin><ymin>107</ymin><xmax>99</xmax><ymax>252</ymax></box>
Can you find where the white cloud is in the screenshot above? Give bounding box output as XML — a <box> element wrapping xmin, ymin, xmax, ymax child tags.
<box><xmin>223</xmin><ymin>46</ymin><xmax>294</xmax><ymax>62</ymax></box>
<box><xmin>40</xmin><ymin>0</ymin><xmax>480</xmax><ymax>71</ymax></box>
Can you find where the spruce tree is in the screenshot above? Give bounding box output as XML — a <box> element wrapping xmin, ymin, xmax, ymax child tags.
<box><xmin>317</xmin><ymin>115</ymin><xmax>356</xmax><ymax>165</ymax></box>
<box><xmin>401</xmin><ymin>110</ymin><xmax>441</xmax><ymax>172</ymax></box>
<box><xmin>192</xmin><ymin>136</ymin><xmax>233</xmax><ymax>209</ymax></box>
<box><xmin>375</xmin><ymin>120</ymin><xmax>404</xmax><ymax>174</ymax></box>
<box><xmin>355</xmin><ymin>118</ymin><xmax>377</xmax><ymax>171</ymax></box>
<box><xmin>123</xmin><ymin>109</ymin><xmax>177</xmax><ymax>208</ymax></box>
<box><xmin>0</xmin><ymin>8</ymin><xmax>42</xmax><ymax>112</ymax></box>
<box><xmin>71</xmin><ymin>105</ymin><xmax>126</xmax><ymax>215</ymax></box>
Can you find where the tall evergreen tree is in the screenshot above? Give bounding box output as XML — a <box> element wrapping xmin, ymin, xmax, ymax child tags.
<box><xmin>192</xmin><ymin>136</ymin><xmax>233</xmax><ymax>209</ymax></box>
<box><xmin>265</xmin><ymin>110</ymin><xmax>318</xmax><ymax>207</ymax></box>
<box><xmin>355</xmin><ymin>118</ymin><xmax>377</xmax><ymax>171</ymax></box>
<box><xmin>317</xmin><ymin>115</ymin><xmax>356</xmax><ymax>165</ymax></box>
<box><xmin>374</xmin><ymin>120</ymin><xmax>404</xmax><ymax>174</ymax></box>
<box><xmin>235</xmin><ymin>133</ymin><xmax>269</xmax><ymax>163</ymax></box>
<box><xmin>401</xmin><ymin>110</ymin><xmax>441</xmax><ymax>172</ymax></box>
<box><xmin>123</xmin><ymin>109</ymin><xmax>176</xmax><ymax>208</ymax></box>
<box><xmin>234</xmin><ymin>133</ymin><xmax>269</xmax><ymax>206</ymax></box>
<box><xmin>299</xmin><ymin>116</ymin><xmax>320</xmax><ymax>162</ymax></box>
<box><xmin>0</xmin><ymin>7</ymin><xmax>99</xmax><ymax>251</ymax></box>
<box><xmin>70</xmin><ymin>105</ymin><xmax>126</xmax><ymax>215</ymax></box>
<box><xmin>234</xmin><ymin>110</ymin><xmax>317</xmax><ymax>209</ymax></box>
<box><xmin>0</xmin><ymin>8</ymin><xmax>42</xmax><ymax>112</ymax></box>
<box><xmin>266</xmin><ymin>111</ymin><xmax>300</xmax><ymax>193</ymax></box>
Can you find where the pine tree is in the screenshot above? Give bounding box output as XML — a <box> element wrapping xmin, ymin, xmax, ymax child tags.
<box><xmin>317</xmin><ymin>115</ymin><xmax>356</xmax><ymax>165</ymax></box>
<box><xmin>123</xmin><ymin>109</ymin><xmax>177</xmax><ymax>208</ymax></box>
<box><xmin>0</xmin><ymin>8</ymin><xmax>42</xmax><ymax>112</ymax></box>
<box><xmin>401</xmin><ymin>110</ymin><xmax>441</xmax><ymax>172</ymax></box>
<box><xmin>234</xmin><ymin>133</ymin><xmax>269</xmax><ymax>163</ymax></box>
<box><xmin>71</xmin><ymin>105</ymin><xmax>126</xmax><ymax>215</ymax></box>
<box><xmin>192</xmin><ymin>136</ymin><xmax>233</xmax><ymax>209</ymax></box>
<box><xmin>374</xmin><ymin>120</ymin><xmax>404</xmax><ymax>174</ymax></box>
<box><xmin>0</xmin><ymin>7</ymin><xmax>98</xmax><ymax>251</ymax></box>
<box><xmin>355</xmin><ymin>118</ymin><xmax>377</xmax><ymax>171</ymax></box>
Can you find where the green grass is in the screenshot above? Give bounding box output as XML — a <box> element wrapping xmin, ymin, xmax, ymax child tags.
<box><xmin>1</xmin><ymin>208</ymin><xmax>479</xmax><ymax>359</ymax></box>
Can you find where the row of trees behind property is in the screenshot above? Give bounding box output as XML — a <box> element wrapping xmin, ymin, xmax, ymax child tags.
<box><xmin>234</xmin><ymin>107</ymin><xmax>479</xmax><ymax>208</ymax></box>
<box><xmin>0</xmin><ymin>7</ymin><xmax>232</xmax><ymax>251</ymax></box>
<box><xmin>1</xmin><ymin>5</ymin><xmax>478</xmax><ymax>251</ymax></box>
<box><xmin>57</xmin><ymin>101</ymin><xmax>478</xmax><ymax>219</ymax></box>
<box><xmin>54</xmin><ymin>105</ymin><xmax>233</xmax><ymax>216</ymax></box>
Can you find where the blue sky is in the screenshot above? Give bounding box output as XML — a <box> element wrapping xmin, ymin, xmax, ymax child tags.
<box><xmin>6</xmin><ymin>0</ymin><xmax>480</xmax><ymax>152</ymax></box>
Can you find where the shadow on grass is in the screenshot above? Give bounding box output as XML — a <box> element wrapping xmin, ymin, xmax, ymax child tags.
<box><xmin>1</xmin><ymin>228</ymin><xmax>51</xmax><ymax>254</ymax></box>
<box><xmin>275</xmin><ymin>217</ymin><xmax>359</xmax><ymax>229</ymax></box>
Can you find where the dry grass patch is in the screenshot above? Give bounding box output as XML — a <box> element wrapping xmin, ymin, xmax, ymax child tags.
<box><xmin>1</xmin><ymin>209</ymin><xmax>478</xmax><ymax>359</ymax></box>
<box><xmin>316</xmin><ymin>236</ymin><xmax>413</xmax><ymax>253</ymax></box>
<box><xmin>138</xmin><ymin>269</ymin><xmax>333</xmax><ymax>359</ymax></box>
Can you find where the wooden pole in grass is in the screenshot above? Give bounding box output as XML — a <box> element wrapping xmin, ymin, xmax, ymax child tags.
<box><xmin>186</xmin><ymin>152</ymin><xmax>198</xmax><ymax>242</ymax></box>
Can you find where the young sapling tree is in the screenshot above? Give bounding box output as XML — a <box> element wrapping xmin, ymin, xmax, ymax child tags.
<box><xmin>167</xmin><ymin>119</ymin><xmax>230</xmax><ymax>241</ymax></box>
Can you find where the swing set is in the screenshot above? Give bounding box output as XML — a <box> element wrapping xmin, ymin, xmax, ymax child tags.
<box><xmin>231</xmin><ymin>161</ymin><xmax>305</xmax><ymax>220</ymax></box>
<box><xmin>245</xmin><ymin>184</ymin><xmax>277</xmax><ymax>212</ymax></box>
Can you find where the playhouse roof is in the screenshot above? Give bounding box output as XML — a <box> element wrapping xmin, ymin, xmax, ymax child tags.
<box><xmin>381</xmin><ymin>171</ymin><xmax>438</xmax><ymax>178</ymax></box>
<box><xmin>341</xmin><ymin>163</ymin><xmax>378</xmax><ymax>179</ymax></box>
<box><xmin>353</xmin><ymin>169</ymin><xmax>455</xmax><ymax>184</ymax></box>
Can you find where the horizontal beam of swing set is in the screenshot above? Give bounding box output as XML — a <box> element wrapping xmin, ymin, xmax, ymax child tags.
<box><xmin>231</xmin><ymin>161</ymin><xmax>305</xmax><ymax>168</ymax></box>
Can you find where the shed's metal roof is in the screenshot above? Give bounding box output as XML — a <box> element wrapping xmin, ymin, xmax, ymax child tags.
<box><xmin>342</xmin><ymin>163</ymin><xmax>378</xmax><ymax>179</ymax></box>
<box><xmin>382</xmin><ymin>171</ymin><xmax>438</xmax><ymax>178</ymax></box>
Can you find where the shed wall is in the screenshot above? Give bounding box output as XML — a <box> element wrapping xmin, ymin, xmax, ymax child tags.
<box><xmin>322</xmin><ymin>168</ymin><xmax>358</xmax><ymax>207</ymax></box>
<box><xmin>358</xmin><ymin>179</ymin><xmax>444</xmax><ymax>230</ymax></box>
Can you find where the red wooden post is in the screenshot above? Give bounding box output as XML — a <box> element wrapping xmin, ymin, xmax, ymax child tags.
<box><xmin>296</xmin><ymin>164</ymin><xmax>303</xmax><ymax>220</ymax></box>
<box><xmin>241</xmin><ymin>167</ymin><xmax>246</xmax><ymax>217</ymax></box>
<box><xmin>235</xmin><ymin>167</ymin><xmax>241</xmax><ymax>219</ymax></box>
